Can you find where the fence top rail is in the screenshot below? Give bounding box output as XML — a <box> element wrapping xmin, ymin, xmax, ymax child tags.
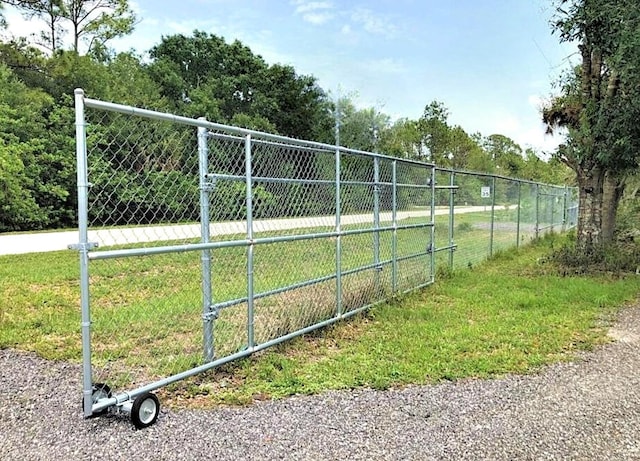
<box><xmin>435</xmin><ymin>166</ymin><xmax>574</xmax><ymax>190</ymax></box>
<box><xmin>77</xmin><ymin>89</ymin><xmax>577</xmax><ymax>192</ymax></box>
<box><xmin>77</xmin><ymin>88</ymin><xmax>435</xmax><ymax>169</ymax></box>
<box><xmin>208</xmin><ymin>131</ymin><xmax>336</xmax><ymax>156</ymax></box>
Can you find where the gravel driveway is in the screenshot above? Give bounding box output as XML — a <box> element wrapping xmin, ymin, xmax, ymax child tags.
<box><xmin>1</xmin><ymin>303</ymin><xmax>639</xmax><ymax>461</ymax></box>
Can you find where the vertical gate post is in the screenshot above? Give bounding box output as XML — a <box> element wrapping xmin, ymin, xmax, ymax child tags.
<box><xmin>245</xmin><ymin>134</ymin><xmax>255</xmax><ymax>349</ymax></box>
<box><xmin>551</xmin><ymin>188</ymin><xmax>556</xmax><ymax>233</ymax></box>
<box><xmin>391</xmin><ymin>160</ymin><xmax>398</xmax><ymax>294</ymax></box>
<box><xmin>373</xmin><ymin>157</ymin><xmax>381</xmax><ymax>292</ymax></box>
<box><xmin>198</xmin><ymin>120</ymin><xmax>214</xmax><ymax>362</ymax></box>
<box><xmin>429</xmin><ymin>166</ymin><xmax>436</xmax><ymax>283</ymax></box>
<box><xmin>74</xmin><ymin>89</ymin><xmax>94</xmax><ymax>418</ymax></box>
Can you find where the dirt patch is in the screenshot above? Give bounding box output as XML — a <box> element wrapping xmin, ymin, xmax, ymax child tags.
<box><xmin>608</xmin><ymin>328</ymin><xmax>640</xmax><ymax>344</ymax></box>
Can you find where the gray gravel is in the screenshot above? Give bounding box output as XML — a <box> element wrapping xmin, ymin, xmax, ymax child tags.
<box><xmin>2</xmin><ymin>304</ymin><xmax>640</xmax><ymax>461</ymax></box>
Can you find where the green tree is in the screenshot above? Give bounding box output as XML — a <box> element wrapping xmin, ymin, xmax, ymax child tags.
<box><xmin>148</xmin><ymin>31</ymin><xmax>333</xmax><ymax>140</ymax></box>
<box><xmin>4</xmin><ymin>0</ymin><xmax>136</xmax><ymax>53</ymax></box>
<box><xmin>0</xmin><ymin>38</ymin><xmax>50</xmax><ymax>89</ymax></box>
<box><xmin>333</xmin><ymin>96</ymin><xmax>390</xmax><ymax>152</ymax></box>
<box><xmin>417</xmin><ymin>100</ymin><xmax>451</xmax><ymax>164</ymax></box>
<box><xmin>446</xmin><ymin>126</ymin><xmax>486</xmax><ymax>171</ymax></box>
<box><xmin>483</xmin><ymin>134</ymin><xmax>524</xmax><ymax>177</ymax></box>
<box><xmin>544</xmin><ymin>0</ymin><xmax>640</xmax><ymax>247</ymax></box>
<box><xmin>259</xmin><ymin>63</ymin><xmax>332</xmax><ymax>141</ymax></box>
<box><xmin>0</xmin><ymin>62</ymin><xmax>77</xmax><ymax>230</ymax></box>
<box><xmin>378</xmin><ymin>118</ymin><xmax>423</xmax><ymax>160</ymax></box>
<box><xmin>0</xmin><ymin>117</ymin><xmax>42</xmax><ymax>231</ymax></box>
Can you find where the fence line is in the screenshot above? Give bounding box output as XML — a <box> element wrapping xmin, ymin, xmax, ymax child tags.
<box><xmin>73</xmin><ymin>89</ymin><xmax>577</xmax><ymax>428</ymax></box>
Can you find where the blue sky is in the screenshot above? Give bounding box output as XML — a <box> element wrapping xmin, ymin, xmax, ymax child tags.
<box><xmin>4</xmin><ymin>0</ymin><xmax>576</xmax><ymax>153</ymax></box>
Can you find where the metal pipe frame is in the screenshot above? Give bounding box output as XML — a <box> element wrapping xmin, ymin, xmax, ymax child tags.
<box><xmin>75</xmin><ymin>89</ymin><xmax>580</xmax><ymax>421</ymax></box>
<box><xmin>74</xmin><ymin>90</ymin><xmax>94</xmax><ymax>418</ymax></box>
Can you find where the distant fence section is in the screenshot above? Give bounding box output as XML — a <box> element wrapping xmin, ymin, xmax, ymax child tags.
<box><xmin>73</xmin><ymin>89</ymin><xmax>577</xmax><ymax>427</ymax></box>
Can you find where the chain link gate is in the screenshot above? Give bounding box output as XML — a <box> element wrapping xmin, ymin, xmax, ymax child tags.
<box><xmin>73</xmin><ymin>90</ymin><xmax>576</xmax><ymax>428</ymax></box>
<box><xmin>73</xmin><ymin>89</ymin><xmax>438</xmax><ymax>427</ymax></box>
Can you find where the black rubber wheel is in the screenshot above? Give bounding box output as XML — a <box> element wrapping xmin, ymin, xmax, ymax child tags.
<box><xmin>131</xmin><ymin>392</ymin><xmax>160</xmax><ymax>429</ymax></box>
<box><xmin>83</xmin><ymin>382</ymin><xmax>112</xmax><ymax>417</ymax></box>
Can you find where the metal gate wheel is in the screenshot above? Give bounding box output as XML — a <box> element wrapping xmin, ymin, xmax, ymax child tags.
<box><xmin>131</xmin><ymin>392</ymin><xmax>160</xmax><ymax>429</ymax></box>
<box><xmin>89</xmin><ymin>382</ymin><xmax>112</xmax><ymax>416</ymax></box>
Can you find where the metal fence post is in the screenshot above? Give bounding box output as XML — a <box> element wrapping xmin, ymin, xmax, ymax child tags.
<box><xmin>391</xmin><ymin>160</ymin><xmax>398</xmax><ymax>294</ymax></box>
<box><xmin>74</xmin><ymin>89</ymin><xmax>94</xmax><ymax>418</ymax></box>
<box><xmin>562</xmin><ymin>186</ymin><xmax>568</xmax><ymax>232</ymax></box>
<box><xmin>535</xmin><ymin>184</ymin><xmax>540</xmax><ymax>239</ymax></box>
<box><xmin>373</xmin><ymin>157</ymin><xmax>381</xmax><ymax>291</ymax></box>
<box><xmin>448</xmin><ymin>171</ymin><xmax>455</xmax><ymax>269</ymax></box>
<box><xmin>429</xmin><ymin>166</ymin><xmax>436</xmax><ymax>283</ymax></box>
<box><xmin>198</xmin><ymin>120</ymin><xmax>214</xmax><ymax>362</ymax></box>
<box><xmin>551</xmin><ymin>187</ymin><xmax>556</xmax><ymax>233</ymax></box>
<box><xmin>516</xmin><ymin>181</ymin><xmax>522</xmax><ymax>248</ymax></box>
<box><xmin>245</xmin><ymin>134</ymin><xmax>255</xmax><ymax>348</ymax></box>
<box><xmin>489</xmin><ymin>176</ymin><xmax>496</xmax><ymax>257</ymax></box>
<box><xmin>335</xmin><ymin>147</ymin><xmax>343</xmax><ymax>316</ymax></box>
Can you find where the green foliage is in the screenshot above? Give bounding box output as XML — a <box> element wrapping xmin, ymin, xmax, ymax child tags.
<box><xmin>147</xmin><ymin>31</ymin><xmax>332</xmax><ymax>140</ymax></box>
<box><xmin>457</xmin><ymin>221</ymin><xmax>473</xmax><ymax>232</ymax></box>
<box><xmin>333</xmin><ymin>96</ymin><xmax>390</xmax><ymax>151</ymax></box>
<box><xmin>0</xmin><ymin>140</ymin><xmax>41</xmax><ymax>231</ymax></box>
<box><xmin>546</xmin><ymin>232</ymin><xmax>640</xmax><ymax>274</ymax></box>
<box><xmin>0</xmin><ymin>63</ymin><xmax>78</xmax><ymax>230</ymax></box>
<box><xmin>616</xmin><ymin>177</ymin><xmax>640</xmax><ymax>233</ymax></box>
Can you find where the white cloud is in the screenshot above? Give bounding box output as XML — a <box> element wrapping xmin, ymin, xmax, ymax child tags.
<box><xmin>520</xmin><ymin>125</ymin><xmax>565</xmax><ymax>153</ymax></box>
<box><xmin>294</xmin><ymin>1</ymin><xmax>333</xmax><ymax>14</ymax></box>
<box><xmin>350</xmin><ymin>8</ymin><xmax>396</xmax><ymax>37</ymax></box>
<box><xmin>486</xmin><ymin>110</ymin><xmax>564</xmax><ymax>154</ymax></box>
<box><xmin>291</xmin><ymin>0</ymin><xmax>334</xmax><ymax>25</ymax></box>
<box><xmin>301</xmin><ymin>12</ymin><xmax>334</xmax><ymax>25</ymax></box>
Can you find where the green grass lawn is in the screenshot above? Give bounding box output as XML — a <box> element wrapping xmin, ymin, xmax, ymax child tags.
<box><xmin>2</xmin><ymin>214</ymin><xmax>637</xmax><ymax>408</ymax></box>
<box><xmin>164</xmin><ymin>235</ymin><xmax>639</xmax><ymax>406</ymax></box>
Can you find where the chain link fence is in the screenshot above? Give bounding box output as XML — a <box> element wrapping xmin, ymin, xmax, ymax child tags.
<box><xmin>73</xmin><ymin>90</ymin><xmax>576</xmax><ymax>427</ymax></box>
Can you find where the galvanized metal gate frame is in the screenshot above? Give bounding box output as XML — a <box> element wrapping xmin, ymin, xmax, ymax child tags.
<box><xmin>73</xmin><ymin>89</ymin><xmax>575</xmax><ymax>427</ymax></box>
<box><xmin>73</xmin><ymin>90</ymin><xmax>440</xmax><ymax>426</ymax></box>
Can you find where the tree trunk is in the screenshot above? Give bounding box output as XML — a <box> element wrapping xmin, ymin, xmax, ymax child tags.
<box><xmin>576</xmin><ymin>167</ymin><xmax>605</xmax><ymax>249</ymax></box>
<box><xmin>601</xmin><ymin>171</ymin><xmax>625</xmax><ymax>243</ymax></box>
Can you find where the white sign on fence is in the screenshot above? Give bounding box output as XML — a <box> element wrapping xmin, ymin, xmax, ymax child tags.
<box><xmin>481</xmin><ymin>186</ymin><xmax>491</xmax><ymax>198</ymax></box>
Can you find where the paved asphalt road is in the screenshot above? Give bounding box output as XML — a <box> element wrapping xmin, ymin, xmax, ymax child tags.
<box><xmin>0</xmin><ymin>206</ymin><xmax>492</xmax><ymax>256</ymax></box>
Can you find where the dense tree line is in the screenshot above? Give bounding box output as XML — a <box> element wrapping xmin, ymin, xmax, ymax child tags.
<box><xmin>0</xmin><ymin>0</ymin><xmax>569</xmax><ymax>232</ymax></box>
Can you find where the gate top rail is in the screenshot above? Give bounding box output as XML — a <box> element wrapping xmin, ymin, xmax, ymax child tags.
<box><xmin>79</xmin><ymin>89</ymin><xmax>435</xmax><ymax>168</ymax></box>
